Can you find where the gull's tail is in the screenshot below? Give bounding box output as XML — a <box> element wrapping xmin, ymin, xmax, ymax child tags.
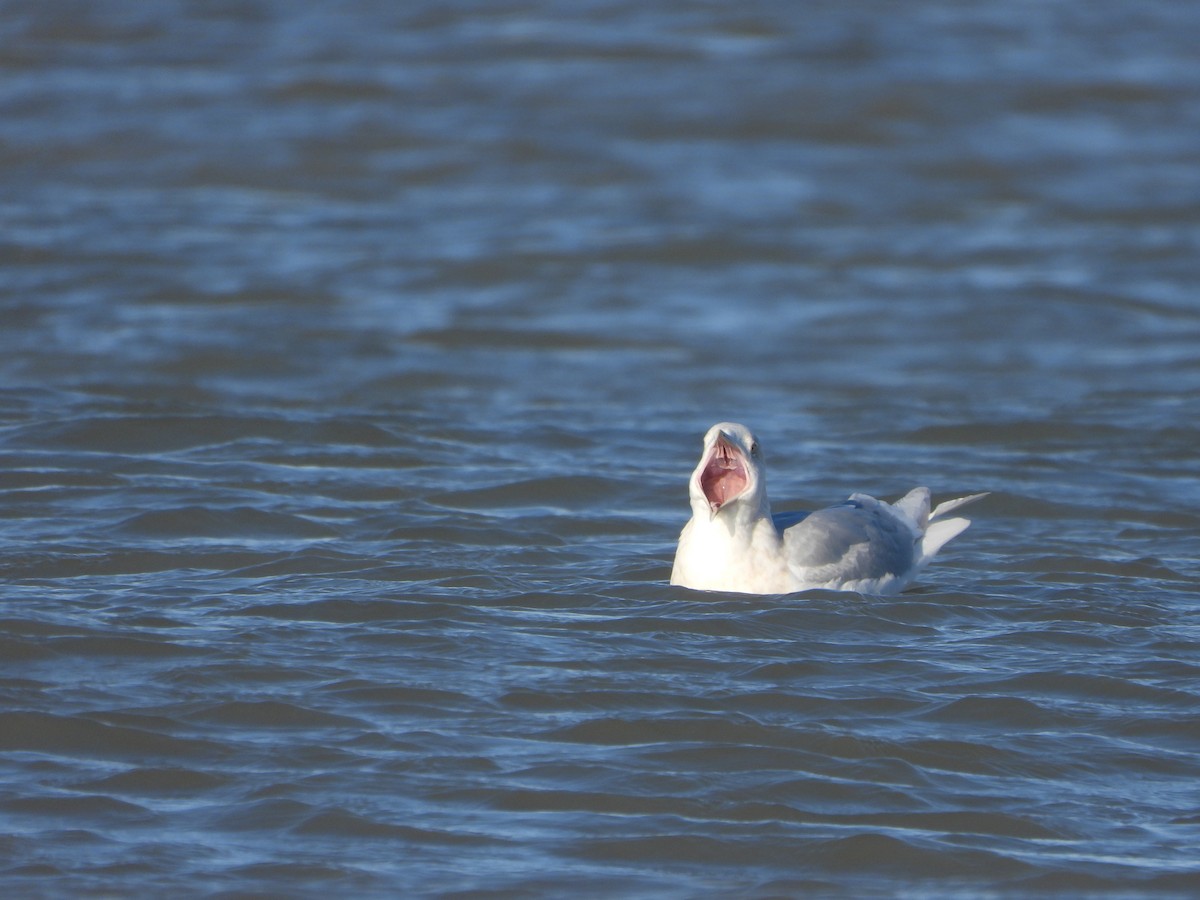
<box><xmin>919</xmin><ymin>491</ymin><xmax>990</xmax><ymax>566</ymax></box>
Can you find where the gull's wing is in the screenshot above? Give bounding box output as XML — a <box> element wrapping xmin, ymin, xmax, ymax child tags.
<box><xmin>780</xmin><ymin>496</ymin><xmax>917</xmax><ymax>585</ymax></box>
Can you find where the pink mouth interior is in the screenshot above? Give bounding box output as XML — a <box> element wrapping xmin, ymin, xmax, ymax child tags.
<box><xmin>700</xmin><ymin>440</ymin><xmax>748</xmax><ymax>510</ymax></box>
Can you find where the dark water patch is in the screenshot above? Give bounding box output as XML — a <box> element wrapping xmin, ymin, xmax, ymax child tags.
<box><xmin>923</xmin><ymin>695</ymin><xmax>1074</xmax><ymax>729</ymax></box>
<box><xmin>0</xmin><ymin>468</ymin><xmax>124</xmax><ymax>491</ymax></box>
<box><xmin>7</xmin><ymin>415</ymin><xmax>293</xmax><ymax>455</ymax></box>
<box><xmin>47</xmin><ymin>634</ymin><xmax>208</xmax><ymax>659</ymax></box>
<box><xmin>1111</xmin><ymin>715</ymin><xmax>1200</xmax><ymax>749</ymax></box>
<box><xmin>500</xmin><ymin>687</ymin><xmax>702</xmax><ymax>715</ymax></box>
<box><xmin>593</xmin><ymin>610</ymin><xmax>823</xmax><ymax>640</ymax></box>
<box><xmin>1023</xmin><ymin>595</ymin><xmax>1172</xmax><ymax>628</ymax></box>
<box><xmin>575</xmin><ymin>832</ymin><xmax>805</xmax><ymax>868</ymax></box>
<box><xmin>220</xmin><ymin>861</ymin><xmax>379</xmax><ymax>893</ymax></box>
<box><xmin>1019</xmin><ymin>869</ymin><xmax>1200</xmax><ymax>896</ymax></box>
<box><xmin>5</xmin><ymin>414</ymin><xmax>403</xmax><ymax>458</ymax></box>
<box><xmin>321</xmin><ymin>681</ymin><xmax>476</xmax><ymax>714</ymax></box>
<box><xmin>384</xmin><ymin>517</ymin><xmax>568</xmax><ymax>548</ymax></box>
<box><xmin>2</xmin><ymin>864</ymin><xmax>66</xmax><ymax>878</ymax></box>
<box><xmin>1096</xmin><ymin>746</ymin><xmax>1200</xmax><ymax>780</ymax></box>
<box><xmin>429</xmin><ymin>474</ymin><xmax>627</xmax><ymax>513</ymax></box>
<box><xmin>517</xmin><ymin>512</ymin><xmax>664</xmax><ymax>540</ymax></box>
<box><xmin>221</xmin><ymin>549</ymin><xmax>383</xmax><ymax>578</ymax></box>
<box><xmin>845</xmin><ymin>810</ymin><xmax>1065</xmax><ymax>841</ymax></box>
<box><xmin>0</xmin><ymin>549</ymin><xmax>276</xmax><ymax>578</ymax></box>
<box><xmin>1026</xmin><ymin>554</ymin><xmax>1192</xmax><ymax>585</ymax></box>
<box><xmin>229</xmin><ymin>597</ymin><xmax>463</xmax><ymax>624</ymax></box>
<box><xmin>935</xmin><ymin>671</ymin><xmax>1200</xmax><ymax>710</ymax></box>
<box><xmin>183</xmin><ymin>700</ymin><xmax>365</xmax><ymax>730</ymax></box>
<box><xmin>734</xmin><ymin>776</ymin><xmax>918</xmax><ymax>817</ymax></box>
<box><xmin>900</xmin><ymin>419</ymin><xmax>1129</xmax><ymax>451</ymax></box>
<box><xmin>809</xmin><ymin>832</ymin><xmax>1035</xmax><ymax>880</ymax></box>
<box><xmin>0</xmin><ymin>711</ymin><xmax>228</xmax><ymax>761</ymax></box>
<box><xmin>115</xmin><ymin>614</ymin><xmax>191</xmax><ymax>629</ymax></box>
<box><xmin>0</xmin><ymin>635</ymin><xmax>56</xmax><ymax>661</ymax></box>
<box><xmin>165</xmin><ymin>662</ymin><xmax>345</xmax><ymax>690</ymax></box>
<box><xmin>976</xmin><ymin>626</ymin><xmax>1121</xmax><ymax>653</ymax></box>
<box><xmin>544</xmin><ymin>716</ymin><xmax>949</xmax><ymax>775</ymax></box>
<box><xmin>1</xmin><ymin>794</ymin><xmax>156</xmax><ymax>824</ymax></box>
<box><xmin>75</xmin><ymin>766</ymin><xmax>231</xmax><ymax>795</ymax></box>
<box><xmin>576</xmin><ymin>828</ymin><xmax>1036</xmax><ymax>885</ymax></box>
<box><xmin>744</xmin><ymin>659</ymin><xmax>852</xmax><ymax>680</ymax></box>
<box><xmin>710</xmin><ymin>799</ymin><xmax>1069</xmax><ymax>845</ymax></box>
<box><xmin>293</xmin><ymin>809</ymin><xmax>501</xmax><ymax>845</ymax></box>
<box><xmin>476</xmin><ymin>786</ymin><xmax>706</xmax><ymax>822</ymax></box>
<box><xmin>895</xmin><ymin>739</ymin><xmax>1044</xmax><ymax>779</ymax></box>
<box><xmin>410</xmin><ymin>325</ymin><xmax>659</xmax><ymax>353</ymax></box>
<box><xmin>210</xmin><ymin>798</ymin><xmax>314</xmax><ymax>832</ymax></box>
<box><xmin>114</xmin><ymin>506</ymin><xmax>339</xmax><ymax>540</ymax></box>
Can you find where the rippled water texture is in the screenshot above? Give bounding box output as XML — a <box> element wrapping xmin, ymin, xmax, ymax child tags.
<box><xmin>2</xmin><ymin>1</ymin><xmax>1199</xmax><ymax>897</ymax></box>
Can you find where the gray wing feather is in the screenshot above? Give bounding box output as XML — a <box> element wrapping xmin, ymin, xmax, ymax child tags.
<box><xmin>781</xmin><ymin>499</ymin><xmax>916</xmax><ymax>581</ymax></box>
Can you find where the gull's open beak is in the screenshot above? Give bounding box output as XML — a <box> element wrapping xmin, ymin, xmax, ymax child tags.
<box><xmin>698</xmin><ymin>431</ymin><xmax>750</xmax><ymax>518</ymax></box>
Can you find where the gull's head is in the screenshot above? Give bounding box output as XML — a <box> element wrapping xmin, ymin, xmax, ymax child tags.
<box><xmin>689</xmin><ymin>422</ymin><xmax>767</xmax><ymax>520</ymax></box>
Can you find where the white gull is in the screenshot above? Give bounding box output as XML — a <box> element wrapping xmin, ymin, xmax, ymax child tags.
<box><xmin>670</xmin><ymin>422</ymin><xmax>987</xmax><ymax>595</ymax></box>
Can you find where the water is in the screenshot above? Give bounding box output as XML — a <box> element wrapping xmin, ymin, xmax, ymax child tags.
<box><xmin>2</xmin><ymin>1</ymin><xmax>1199</xmax><ymax>896</ymax></box>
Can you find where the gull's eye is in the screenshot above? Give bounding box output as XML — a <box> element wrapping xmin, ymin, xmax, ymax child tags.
<box><xmin>750</xmin><ymin>441</ymin><xmax>760</xmax><ymax>456</ymax></box>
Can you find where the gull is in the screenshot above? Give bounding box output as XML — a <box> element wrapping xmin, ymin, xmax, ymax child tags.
<box><xmin>670</xmin><ymin>422</ymin><xmax>987</xmax><ymax>595</ymax></box>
